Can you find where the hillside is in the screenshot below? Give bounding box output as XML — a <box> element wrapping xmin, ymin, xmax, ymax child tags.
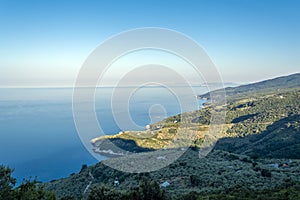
<box><xmin>91</xmin><ymin>88</ymin><xmax>300</xmax><ymax>158</ymax></box>
<box><xmin>216</xmin><ymin>114</ymin><xmax>300</xmax><ymax>159</ymax></box>
<box><xmin>46</xmin><ymin>73</ymin><xmax>300</xmax><ymax>199</ymax></box>
<box><xmin>199</xmin><ymin>73</ymin><xmax>300</xmax><ymax>100</ymax></box>
<box><xmin>47</xmin><ymin>148</ymin><xmax>300</xmax><ymax>199</ymax></box>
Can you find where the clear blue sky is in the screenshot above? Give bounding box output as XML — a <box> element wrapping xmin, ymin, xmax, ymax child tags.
<box><xmin>0</xmin><ymin>0</ymin><xmax>299</xmax><ymax>86</ymax></box>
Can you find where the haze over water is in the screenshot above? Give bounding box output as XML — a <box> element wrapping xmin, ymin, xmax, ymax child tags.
<box><xmin>0</xmin><ymin>86</ymin><xmax>207</xmax><ymax>182</ymax></box>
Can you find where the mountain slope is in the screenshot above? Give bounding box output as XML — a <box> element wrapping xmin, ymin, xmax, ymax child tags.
<box><xmin>46</xmin><ymin>148</ymin><xmax>300</xmax><ymax>199</ymax></box>
<box><xmin>199</xmin><ymin>73</ymin><xmax>300</xmax><ymax>99</ymax></box>
<box><xmin>215</xmin><ymin>114</ymin><xmax>300</xmax><ymax>158</ymax></box>
<box><xmin>46</xmin><ymin>73</ymin><xmax>300</xmax><ymax>199</ymax></box>
<box><xmin>91</xmin><ymin>88</ymin><xmax>300</xmax><ymax>159</ymax></box>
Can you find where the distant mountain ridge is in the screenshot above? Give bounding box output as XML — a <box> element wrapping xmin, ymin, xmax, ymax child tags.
<box><xmin>199</xmin><ymin>73</ymin><xmax>300</xmax><ymax>99</ymax></box>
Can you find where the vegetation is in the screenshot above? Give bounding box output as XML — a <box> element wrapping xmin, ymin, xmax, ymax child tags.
<box><xmin>0</xmin><ymin>165</ymin><xmax>56</xmax><ymax>199</ymax></box>
<box><xmin>91</xmin><ymin>89</ymin><xmax>300</xmax><ymax>159</ymax></box>
<box><xmin>46</xmin><ymin>148</ymin><xmax>300</xmax><ymax>199</ymax></box>
<box><xmin>0</xmin><ymin>165</ymin><xmax>16</xmax><ymax>200</ymax></box>
<box><xmin>88</xmin><ymin>178</ymin><xmax>167</xmax><ymax>200</ymax></box>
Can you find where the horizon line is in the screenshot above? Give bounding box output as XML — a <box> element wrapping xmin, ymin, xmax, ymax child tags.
<box><xmin>0</xmin><ymin>82</ymin><xmax>239</xmax><ymax>89</ymax></box>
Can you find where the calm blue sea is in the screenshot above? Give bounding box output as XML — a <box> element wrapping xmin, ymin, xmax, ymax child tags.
<box><xmin>0</xmin><ymin>86</ymin><xmax>207</xmax><ymax>182</ymax></box>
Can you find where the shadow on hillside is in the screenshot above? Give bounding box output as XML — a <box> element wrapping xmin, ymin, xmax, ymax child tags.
<box><xmin>231</xmin><ymin>113</ymin><xmax>258</xmax><ymax>123</ymax></box>
<box><xmin>93</xmin><ymin>138</ymin><xmax>154</xmax><ymax>158</ymax></box>
<box><xmin>214</xmin><ymin>114</ymin><xmax>300</xmax><ymax>159</ymax></box>
<box><xmin>93</xmin><ymin>115</ymin><xmax>300</xmax><ymax>159</ymax></box>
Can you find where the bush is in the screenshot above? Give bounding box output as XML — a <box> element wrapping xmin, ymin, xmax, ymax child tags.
<box><xmin>190</xmin><ymin>175</ymin><xmax>200</xmax><ymax>187</ymax></box>
<box><xmin>261</xmin><ymin>169</ymin><xmax>272</xmax><ymax>178</ymax></box>
<box><xmin>168</xmin><ymin>128</ymin><xmax>177</xmax><ymax>134</ymax></box>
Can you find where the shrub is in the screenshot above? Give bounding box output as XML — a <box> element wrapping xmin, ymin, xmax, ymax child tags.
<box><xmin>261</xmin><ymin>169</ymin><xmax>272</xmax><ymax>178</ymax></box>
<box><xmin>190</xmin><ymin>175</ymin><xmax>200</xmax><ymax>187</ymax></box>
<box><xmin>168</xmin><ymin>128</ymin><xmax>177</xmax><ymax>134</ymax></box>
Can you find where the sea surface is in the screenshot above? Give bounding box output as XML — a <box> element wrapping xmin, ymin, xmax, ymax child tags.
<box><xmin>0</xmin><ymin>86</ymin><xmax>208</xmax><ymax>182</ymax></box>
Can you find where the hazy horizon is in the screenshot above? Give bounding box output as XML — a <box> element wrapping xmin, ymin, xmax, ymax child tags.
<box><xmin>0</xmin><ymin>72</ymin><xmax>298</xmax><ymax>88</ymax></box>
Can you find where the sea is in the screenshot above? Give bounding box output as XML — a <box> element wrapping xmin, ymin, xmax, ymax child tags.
<box><xmin>0</xmin><ymin>86</ymin><xmax>208</xmax><ymax>183</ymax></box>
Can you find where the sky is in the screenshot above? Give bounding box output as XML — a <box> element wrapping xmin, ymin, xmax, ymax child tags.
<box><xmin>0</xmin><ymin>0</ymin><xmax>299</xmax><ymax>87</ymax></box>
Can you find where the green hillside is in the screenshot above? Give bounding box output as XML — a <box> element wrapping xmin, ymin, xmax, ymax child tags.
<box><xmin>45</xmin><ymin>73</ymin><xmax>300</xmax><ymax>199</ymax></box>
<box><xmin>91</xmin><ymin>88</ymin><xmax>300</xmax><ymax>158</ymax></box>
<box><xmin>47</xmin><ymin>148</ymin><xmax>300</xmax><ymax>199</ymax></box>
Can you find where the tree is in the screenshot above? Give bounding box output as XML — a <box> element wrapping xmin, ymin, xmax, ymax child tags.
<box><xmin>80</xmin><ymin>164</ymin><xmax>88</xmax><ymax>173</ymax></box>
<box><xmin>88</xmin><ymin>178</ymin><xmax>169</xmax><ymax>200</ymax></box>
<box><xmin>15</xmin><ymin>178</ymin><xmax>56</xmax><ymax>200</ymax></box>
<box><xmin>0</xmin><ymin>165</ymin><xmax>56</xmax><ymax>200</ymax></box>
<box><xmin>0</xmin><ymin>165</ymin><xmax>16</xmax><ymax>200</ymax></box>
<box><xmin>135</xmin><ymin>178</ymin><xmax>168</xmax><ymax>200</ymax></box>
<box><xmin>88</xmin><ymin>185</ymin><xmax>125</xmax><ymax>200</ymax></box>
